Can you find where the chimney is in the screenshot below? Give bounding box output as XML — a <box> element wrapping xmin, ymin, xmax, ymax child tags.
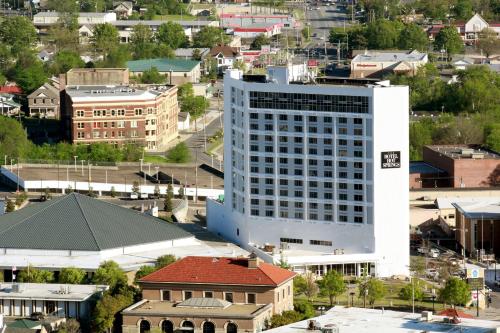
<box><xmin>248</xmin><ymin>252</ymin><xmax>261</xmax><ymax>269</ymax></box>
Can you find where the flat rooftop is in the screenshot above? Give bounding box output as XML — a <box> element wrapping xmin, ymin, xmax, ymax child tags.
<box><xmin>453</xmin><ymin>199</ymin><xmax>500</xmax><ymax>219</ymax></box>
<box><xmin>123</xmin><ymin>299</ymin><xmax>271</xmax><ymax>319</ymax></box>
<box><xmin>8</xmin><ymin>164</ymin><xmax>223</xmax><ymax>190</ymax></box>
<box><xmin>65</xmin><ymin>85</ymin><xmax>174</xmax><ymax>101</ymax></box>
<box><xmin>0</xmin><ymin>283</ymin><xmax>108</xmax><ymax>301</ymax></box>
<box><xmin>426</xmin><ymin>145</ymin><xmax>500</xmax><ymax>160</ymax></box>
<box><xmin>266</xmin><ymin>307</ymin><xmax>500</xmax><ymax>333</ymax></box>
<box><xmin>409</xmin><ymin>161</ymin><xmax>445</xmax><ymax>174</ymax></box>
<box><xmin>111</xmin><ymin>20</ymin><xmax>216</xmax><ymax>27</ymax></box>
<box><xmin>352</xmin><ymin>50</ymin><xmax>427</xmax><ymax>63</ymax></box>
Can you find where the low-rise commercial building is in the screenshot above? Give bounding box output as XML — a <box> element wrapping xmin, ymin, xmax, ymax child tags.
<box><xmin>350</xmin><ymin>50</ymin><xmax>428</xmax><ymax>78</ymax></box>
<box><xmin>60</xmin><ymin>68</ymin><xmax>129</xmax><ymax>89</ymax></box>
<box><xmin>220</xmin><ymin>13</ymin><xmax>296</xmax><ymax>29</ymax></box>
<box><xmin>63</xmin><ymin>84</ymin><xmax>179</xmax><ymax>151</ymax></box>
<box><xmin>33</xmin><ymin>12</ymin><xmax>116</xmax><ymax>26</ymax></box>
<box><xmin>127</xmin><ymin>59</ymin><xmax>201</xmax><ymax>85</ymax></box>
<box><xmin>122</xmin><ymin>255</ymin><xmax>295</xmax><ymax>333</ymax></box>
<box><xmin>423</xmin><ymin>145</ymin><xmax>500</xmax><ymax>188</ymax></box>
<box><xmin>232</xmin><ymin>23</ymin><xmax>283</xmax><ymax>38</ymax></box>
<box><xmin>0</xmin><ymin>283</ymin><xmax>108</xmax><ymax>320</ymax></box>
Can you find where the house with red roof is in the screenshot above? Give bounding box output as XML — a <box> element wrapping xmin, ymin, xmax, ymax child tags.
<box><xmin>121</xmin><ymin>255</ymin><xmax>295</xmax><ymax>333</ymax></box>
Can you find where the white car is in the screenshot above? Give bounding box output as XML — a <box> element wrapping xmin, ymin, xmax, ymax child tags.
<box><xmin>140</xmin><ymin>193</ymin><xmax>149</xmax><ymax>199</ymax></box>
<box><xmin>130</xmin><ymin>193</ymin><xmax>138</xmax><ymax>200</ymax></box>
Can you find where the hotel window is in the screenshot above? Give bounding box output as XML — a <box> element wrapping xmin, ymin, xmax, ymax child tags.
<box><xmin>354</xmin><ymin>216</ymin><xmax>363</xmax><ymax>223</ymax></box>
<box><xmin>225</xmin><ymin>292</ymin><xmax>233</xmax><ymax>303</ymax></box>
<box><xmin>76</xmin><ymin>110</ymin><xmax>84</xmax><ymax>117</ymax></box>
<box><xmin>353</xmin><ymin>128</ymin><xmax>363</xmax><ymax>136</ymax></box>
<box><xmin>131</xmin><ymin>130</ymin><xmax>138</xmax><ymax>138</ymax></box>
<box><xmin>135</xmin><ymin>108</ymin><xmax>143</xmax><ymax>115</ymax></box>
<box><xmin>117</xmin><ymin>121</ymin><xmax>125</xmax><ymax>128</ymax></box>
<box><xmin>111</xmin><ymin>109</ymin><xmax>116</xmax><ymax>116</ymax></box>
<box><xmin>204</xmin><ymin>291</ymin><xmax>213</xmax><ymax>298</ymax></box>
<box><xmin>117</xmin><ymin>109</ymin><xmax>125</xmax><ymax>116</ymax></box>
<box><xmin>310</xmin><ymin>240</ymin><xmax>333</xmax><ymax>246</ymax></box>
<box><xmin>131</xmin><ymin>120</ymin><xmax>138</xmax><ymax>128</ymax></box>
<box><xmin>338</xmin><ymin>117</ymin><xmax>347</xmax><ymax>123</ymax></box>
<box><xmin>338</xmin><ymin>128</ymin><xmax>347</xmax><ymax>135</ymax></box>
<box><xmin>161</xmin><ymin>290</ymin><xmax>171</xmax><ymax>301</ymax></box>
<box><xmin>184</xmin><ymin>291</ymin><xmax>193</xmax><ymax>300</ymax></box>
<box><xmin>339</xmin><ymin>215</ymin><xmax>348</xmax><ymax>222</ymax></box>
<box><xmin>247</xmin><ymin>293</ymin><xmax>256</xmax><ymax>304</ymax></box>
<box><xmin>77</xmin><ymin>132</ymin><xmax>85</xmax><ymax>139</ymax></box>
<box><xmin>353</xmin><ymin>118</ymin><xmax>363</xmax><ymax>125</ymax></box>
<box><xmin>77</xmin><ymin>123</ymin><xmax>84</xmax><ymax>129</ymax></box>
<box><xmin>354</xmin><ymin>184</ymin><xmax>363</xmax><ymax>191</ymax></box>
<box><xmin>280</xmin><ymin>237</ymin><xmax>303</xmax><ymax>244</ymax></box>
<box><xmin>93</xmin><ymin>131</ymin><xmax>100</xmax><ymax>138</ymax></box>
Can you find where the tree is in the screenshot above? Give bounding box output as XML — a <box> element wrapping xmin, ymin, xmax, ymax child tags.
<box><xmin>17</xmin><ymin>267</ymin><xmax>55</xmax><ymax>283</ymax></box>
<box><xmin>359</xmin><ymin>278</ymin><xmax>387</xmax><ymax>306</ymax></box>
<box><xmin>294</xmin><ymin>272</ymin><xmax>318</xmax><ymax>301</ymax></box>
<box><xmin>398</xmin><ymin>23</ymin><xmax>429</xmax><ymax>51</ymax></box>
<box><xmin>92</xmin><ymin>261</ymin><xmax>128</xmax><ymax>293</ymax></box>
<box><xmin>140</xmin><ymin>67</ymin><xmax>165</xmax><ymax>84</ymax></box>
<box><xmin>166</xmin><ymin>184</ymin><xmax>174</xmax><ymax>199</ymax></box>
<box><xmin>134</xmin><ymin>265</ymin><xmax>156</xmax><ymax>284</ymax></box>
<box><xmin>434</xmin><ymin>26</ymin><xmax>464</xmax><ymax>60</ymax></box>
<box><xmin>301</xmin><ymin>27</ymin><xmax>311</xmax><ymax>42</ymax></box>
<box><xmin>50</xmin><ymin>50</ymin><xmax>85</xmax><ymax>75</ymax></box>
<box><xmin>318</xmin><ymin>271</ymin><xmax>347</xmax><ymax>307</ymax></box>
<box><xmin>269</xmin><ymin>311</ymin><xmax>304</xmax><ymax>328</ymax></box>
<box><xmin>0</xmin><ymin>17</ymin><xmax>37</xmax><ymax>55</ymax></box>
<box><xmin>192</xmin><ymin>48</ymin><xmax>202</xmax><ymax>61</ymax></box>
<box><xmin>182</xmin><ymin>96</ymin><xmax>209</xmax><ymax>119</ymax></box>
<box><xmin>232</xmin><ymin>59</ymin><xmax>246</xmax><ymax>72</ymax></box>
<box><xmin>92</xmin><ymin>292</ymin><xmax>133</xmax><ymax>333</ymax></box>
<box><xmin>453</xmin><ymin>0</ymin><xmax>473</xmax><ymax>19</ymax></box>
<box><xmin>251</xmin><ymin>34</ymin><xmax>271</xmax><ymax>50</ymax></box>
<box><xmin>417</xmin><ymin>0</ymin><xmax>450</xmax><ymax>20</ymax></box>
<box><xmin>409</xmin><ymin>256</ymin><xmax>426</xmax><ymax>277</ymax></box>
<box><xmin>156</xmin><ymin>254</ymin><xmax>176</xmax><ymax>268</ymax></box>
<box><xmin>130</xmin><ymin>24</ymin><xmax>155</xmax><ymax>59</ymax></box>
<box><xmin>59</xmin><ymin>267</ymin><xmax>86</xmax><ymax>284</ymax></box>
<box><xmin>99</xmin><ymin>44</ymin><xmax>131</xmax><ymax>68</ymax></box>
<box><xmin>15</xmin><ymin>192</ymin><xmax>28</xmax><ymax>207</ymax></box>
<box><xmin>438</xmin><ymin>277</ymin><xmax>471</xmax><ymax>307</ymax></box>
<box><xmin>399</xmin><ymin>279</ymin><xmax>425</xmax><ymax>304</ymax></box>
<box><xmin>110</xmin><ymin>186</ymin><xmax>117</xmax><ymax>198</ymax></box>
<box><xmin>293</xmin><ymin>299</ymin><xmax>315</xmax><ymax>319</ymax></box>
<box><xmin>477</xmin><ymin>28</ymin><xmax>500</xmax><ymax>58</ymax></box>
<box><xmin>164</xmin><ymin>195</ymin><xmax>173</xmax><ymax>212</ymax></box>
<box><xmin>178</xmin><ymin>186</ymin><xmax>185</xmax><ymax>198</ymax></box>
<box><xmin>485</xmin><ymin>123</ymin><xmax>500</xmax><ymax>153</ymax></box>
<box><xmin>156</xmin><ymin>22</ymin><xmax>189</xmax><ymax>49</ymax></box>
<box><xmin>166</xmin><ymin>143</ymin><xmax>191</xmax><ymax>163</ymax></box>
<box><xmin>92</xmin><ymin>23</ymin><xmax>120</xmax><ymax>59</ymax></box>
<box><xmin>0</xmin><ymin>116</ymin><xmax>31</xmax><ymax>159</ymax></box>
<box><xmin>366</xmin><ymin>19</ymin><xmax>402</xmax><ymax>49</ymax></box>
<box><xmin>132</xmin><ymin>181</ymin><xmax>140</xmax><ymax>194</ymax></box>
<box><xmin>5</xmin><ymin>199</ymin><xmax>15</xmax><ymax>212</ymax></box>
<box><xmin>193</xmin><ymin>26</ymin><xmax>230</xmax><ymax>48</ymax></box>
<box><xmin>14</xmin><ymin>59</ymin><xmax>48</xmax><ymax>94</ymax></box>
<box><xmin>58</xmin><ymin>319</ymin><xmax>81</xmax><ymax>333</ymax></box>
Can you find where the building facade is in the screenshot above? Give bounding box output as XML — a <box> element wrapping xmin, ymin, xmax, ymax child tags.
<box><xmin>122</xmin><ymin>255</ymin><xmax>295</xmax><ymax>333</ymax></box>
<box><xmin>350</xmin><ymin>50</ymin><xmax>428</xmax><ymax>79</ymax></box>
<box><xmin>0</xmin><ymin>283</ymin><xmax>108</xmax><ymax>320</ymax></box>
<box><xmin>27</xmin><ymin>83</ymin><xmax>60</xmax><ymax>119</ymax></box>
<box><xmin>126</xmin><ymin>59</ymin><xmax>201</xmax><ymax>85</ymax></box>
<box><xmin>207</xmin><ymin>67</ymin><xmax>410</xmax><ymax>278</ymax></box>
<box><xmin>63</xmin><ymin>85</ymin><xmax>178</xmax><ymax>151</ymax></box>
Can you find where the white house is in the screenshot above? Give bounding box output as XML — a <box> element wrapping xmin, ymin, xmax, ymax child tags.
<box><xmin>209</xmin><ymin>44</ymin><xmax>242</xmax><ymax>74</ymax></box>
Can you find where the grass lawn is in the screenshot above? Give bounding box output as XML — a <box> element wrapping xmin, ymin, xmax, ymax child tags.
<box><xmin>207</xmin><ymin>137</ymin><xmax>223</xmax><ymax>156</ymax></box>
<box><xmin>296</xmin><ymin>279</ymin><xmax>452</xmax><ymax>313</ymax></box>
<box><xmin>144</xmin><ymin>155</ymin><xmax>169</xmax><ymax>164</ymax></box>
<box><xmin>191</xmin><ymin>3</ymin><xmax>214</xmax><ymax>9</ymax></box>
<box><xmin>153</xmin><ymin>14</ymin><xmax>197</xmax><ymax>21</ymax></box>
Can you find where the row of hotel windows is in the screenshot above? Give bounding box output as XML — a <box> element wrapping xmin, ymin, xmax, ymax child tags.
<box><xmin>249</xmin><ymin>167</ymin><xmax>366</xmax><ymax>178</ymax></box>
<box><xmin>77</xmin><ymin>121</ymin><xmax>157</xmax><ymax>129</ymax></box>
<box><xmin>252</xmin><ymin>201</ymin><xmax>364</xmax><ymax>211</ymax></box>
<box><xmin>249</xmin><ymin>123</ymin><xmax>364</xmax><ymax>136</ymax></box>
<box><xmin>251</xmin><ymin>209</ymin><xmax>364</xmax><ymax>222</ymax></box>
<box><xmin>249</xmin><ymin>136</ymin><xmax>364</xmax><ymax>147</ymax></box>
<box><xmin>248</xmin><ymin>92</ymin><xmax>369</xmax><ymax>113</ymax></box>
<box><xmin>249</xmin><ymin>188</ymin><xmax>364</xmax><ymax>200</ymax></box>
<box><xmin>250</xmin><ymin>179</ymin><xmax>364</xmax><ymax>189</ymax></box>
<box><xmin>249</xmin><ymin>157</ymin><xmax>365</xmax><ymax>168</ymax></box>
<box><xmin>75</xmin><ymin>108</ymin><xmax>154</xmax><ymax>117</ymax></box>
<box><xmin>280</xmin><ymin>238</ymin><xmax>333</xmax><ymax>246</ymax></box>
<box><xmin>248</xmin><ymin>114</ymin><xmax>364</xmax><ymax>124</ymax></box>
<box><xmin>249</xmin><ymin>146</ymin><xmax>365</xmax><ymax>157</ymax></box>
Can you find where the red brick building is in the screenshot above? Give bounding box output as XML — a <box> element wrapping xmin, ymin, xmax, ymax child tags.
<box><xmin>422</xmin><ymin>145</ymin><xmax>500</xmax><ymax>188</ymax></box>
<box><xmin>63</xmin><ymin>85</ymin><xmax>178</xmax><ymax>151</ymax></box>
<box><xmin>121</xmin><ymin>255</ymin><xmax>295</xmax><ymax>333</ymax></box>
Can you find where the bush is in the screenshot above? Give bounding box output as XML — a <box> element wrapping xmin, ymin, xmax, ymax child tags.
<box><xmin>294</xmin><ymin>299</ymin><xmax>315</xmax><ymax>319</ymax></box>
<box><xmin>166</xmin><ymin>143</ymin><xmax>191</xmax><ymax>163</ymax></box>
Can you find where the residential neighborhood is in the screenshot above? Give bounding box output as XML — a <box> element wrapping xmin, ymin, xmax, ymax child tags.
<box><xmin>0</xmin><ymin>0</ymin><xmax>499</xmax><ymax>332</ymax></box>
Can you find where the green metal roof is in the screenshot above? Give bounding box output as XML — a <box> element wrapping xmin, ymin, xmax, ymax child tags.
<box><xmin>127</xmin><ymin>58</ymin><xmax>200</xmax><ymax>73</ymax></box>
<box><xmin>7</xmin><ymin>320</ymin><xmax>40</xmax><ymax>329</ymax></box>
<box><xmin>0</xmin><ymin>193</ymin><xmax>193</xmax><ymax>251</ymax></box>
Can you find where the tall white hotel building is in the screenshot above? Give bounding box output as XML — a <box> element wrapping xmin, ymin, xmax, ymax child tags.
<box><xmin>207</xmin><ymin>66</ymin><xmax>409</xmax><ymax>277</ymax></box>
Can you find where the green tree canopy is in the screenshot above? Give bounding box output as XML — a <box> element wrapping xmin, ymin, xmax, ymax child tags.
<box><xmin>166</xmin><ymin>142</ymin><xmax>191</xmax><ymax>163</ymax></box>
<box><xmin>92</xmin><ymin>261</ymin><xmax>128</xmax><ymax>293</ymax></box>
<box><xmin>398</xmin><ymin>23</ymin><xmax>429</xmax><ymax>51</ymax></box>
<box><xmin>193</xmin><ymin>26</ymin><xmax>230</xmax><ymax>48</ymax></box>
<box><xmin>293</xmin><ymin>272</ymin><xmax>318</xmax><ymax>301</ymax></box>
<box><xmin>269</xmin><ymin>311</ymin><xmax>305</xmax><ymax>328</ymax></box>
<box><xmin>130</xmin><ymin>24</ymin><xmax>155</xmax><ymax>60</ymax></box>
<box><xmin>156</xmin><ymin>22</ymin><xmax>189</xmax><ymax>49</ymax></box>
<box><xmin>134</xmin><ymin>265</ymin><xmax>157</xmax><ymax>284</ymax></box>
<box><xmin>140</xmin><ymin>67</ymin><xmax>165</xmax><ymax>84</ymax></box>
<box><xmin>359</xmin><ymin>278</ymin><xmax>387</xmax><ymax>306</ymax></box>
<box><xmin>251</xmin><ymin>34</ymin><xmax>271</xmax><ymax>50</ymax></box>
<box><xmin>50</xmin><ymin>50</ymin><xmax>85</xmax><ymax>75</ymax></box>
<box><xmin>17</xmin><ymin>267</ymin><xmax>55</xmax><ymax>283</ymax></box>
<box><xmin>366</xmin><ymin>19</ymin><xmax>402</xmax><ymax>49</ymax></box>
<box><xmin>293</xmin><ymin>299</ymin><xmax>315</xmax><ymax>319</ymax></box>
<box><xmin>317</xmin><ymin>270</ymin><xmax>347</xmax><ymax>306</ymax></box>
<box><xmin>438</xmin><ymin>277</ymin><xmax>471</xmax><ymax>307</ymax></box>
<box><xmin>0</xmin><ymin>17</ymin><xmax>37</xmax><ymax>55</ymax></box>
<box><xmin>59</xmin><ymin>267</ymin><xmax>87</xmax><ymax>284</ymax></box>
<box><xmin>434</xmin><ymin>26</ymin><xmax>464</xmax><ymax>59</ymax></box>
<box><xmin>0</xmin><ymin>116</ymin><xmax>31</xmax><ymax>159</ymax></box>
<box><xmin>477</xmin><ymin>28</ymin><xmax>500</xmax><ymax>58</ymax></box>
<box><xmin>453</xmin><ymin>0</ymin><xmax>473</xmax><ymax>19</ymax></box>
<box><xmin>92</xmin><ymin>292</ymin><xmax>133</xmax><ymax>333</ymax></box>
<box><xmin>92</xmin><ymin>23</ymin><xmax>120</xmax><ymax>59</ymax></box>
<box><xmin>399</xmin><ymin>278</ymin><xmax>425</xmax><ymax>303</ymax></box>
<box><xmin>156</xmin><ymin>254</ymin><xmax>176</xmax><ymax>268</ymax></box>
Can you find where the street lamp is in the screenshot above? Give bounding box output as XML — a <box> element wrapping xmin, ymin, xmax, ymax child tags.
<box><xmin>349</xmin><ymin>291</ymin><xmax>355</xmax><ymax>307</ymax></box>
<box><xmin>431</xmin><ymin>288</ymin><xmax>436</xmax><ymax>312</ymax></box>
<box><xmin>73</xmin><ymin>155</ymin><xmax>78</xmax><ymax>171</ymax></box>
<box><xmin>318</xmin><ymin>306</ymin><xmax>325</xmax><ymax>315</ymax></box>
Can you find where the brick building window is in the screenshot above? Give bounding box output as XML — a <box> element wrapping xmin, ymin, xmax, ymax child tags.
<box><xmin>247</xmin><ymin>293</ymin><xmax>256</xmax><ymax>304</ymax></box>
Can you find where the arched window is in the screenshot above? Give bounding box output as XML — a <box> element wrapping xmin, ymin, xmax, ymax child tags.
<box><xmin>161</xmin><ymin>320</ymin><xmax>173</xmax><ymax>333</ymax></box>
<box><xmin>139</xmin><ymin>320</ymin><xmax>151</xmax><ymax>333</ymax></box>
<box><xmin>182</xmin><ymin>321</ymin><xmax>194</xmax><ymax>333</ymax></box>
<box><xmin>203</xmin><ymin>322</ymin><xmax>215</xmax><ymax>333</ymax></box>
<box><xmin>227</xmin><ymin>323</ymin><xmax>237</xmax><ymax>333</ymax></box>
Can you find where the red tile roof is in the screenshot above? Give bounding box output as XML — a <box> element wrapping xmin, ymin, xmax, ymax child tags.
<box><xmin>140</xmin><ymin>256</ymin><xmax>296</xmax><ymax>286</ymax></box>
<box><xmin>438</xmin><ymin>308</ymin><xmax>474</xmax><ymax>319</ymax></box>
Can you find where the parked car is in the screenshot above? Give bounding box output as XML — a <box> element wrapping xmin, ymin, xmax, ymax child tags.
<box><xmin>130</xmin><ymin>193</ymin><xmax>138</xmax><ymax>200</ymax></box>
<box><xmin>140</xmin><ymin>193</ymin><xmax>149</xmax><ymax>199</ymax></box>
